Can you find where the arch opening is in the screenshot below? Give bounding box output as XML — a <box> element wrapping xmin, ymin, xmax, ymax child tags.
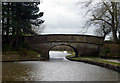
<box><xmin>48</xmin><ymin>44</ymin><xmax>78</xmax><ymax>60</ymax></box>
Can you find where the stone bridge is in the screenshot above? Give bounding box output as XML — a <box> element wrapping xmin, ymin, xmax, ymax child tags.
<box><xmin>25</xmin><ymin>34</ymin><xmax>104</xmax><ymax>60</ymax></box>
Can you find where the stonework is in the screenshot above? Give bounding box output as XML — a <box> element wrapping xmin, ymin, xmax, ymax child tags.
<box><xmin>25</xmin><ymin>34</ymin><xmax>104</xmax><ymax>59</ymax></box>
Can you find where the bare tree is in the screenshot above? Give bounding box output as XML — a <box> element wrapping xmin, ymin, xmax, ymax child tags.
<box><xmin>79</xmin><ymin>0</ymin><xmax>120</xmax><ymax>42</ymax></box>
<box><xmin>95</xmin><ymin>21</ymin><xmax>111</xmax><ymax>38</ymax></box>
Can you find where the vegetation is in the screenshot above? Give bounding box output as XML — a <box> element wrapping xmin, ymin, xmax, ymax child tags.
<box><xmin>100</xmin><ymin>43</ymin><xmax>120</xmax><ymax>58</ymax></box>
<box><xmin>66</xmin><ymin>47</ymin><xmax>120</xmax><ymax>67</ymax></box>
<box><xmin>2</xmin><ymin>2</ymin><xmax>44</xmax><ymax>50</ymax></box>
<box><xmin>72</xmin><ymin>57</ymin><xmax>120</xmax><ymax>66</ymax></box>
<box><xmin>2</xmin><ymin>2</ymin><xmax>44</xmax><ymax>61</ymax></box>
<box><xmin>66</xmin><ymin>54</ymin><xmax>120</xmax><ymax>66</ymax></box>
<box><xmin>80</xmin><ymin>0</ymin><xmax>120</xmax><ymax>43</ymax></box>
<box><xmin>66</xmin><ymin>51</ymin><xmax>76</xmax><ymax>57</ymax></box>
<box><xmin>2</xmin><ymin>49</ymin><xmax>41</xmax><ymax>61</ymax></box>
<box><xmin>2</xmin><ymin>1</ymin><xmax>120</xmax><ymax>62</ymax></box>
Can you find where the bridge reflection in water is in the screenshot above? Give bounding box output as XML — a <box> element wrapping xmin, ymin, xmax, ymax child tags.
<box><xmin>2</xmin><ymin>51</ymin><xmax>119</xmax><ymax>81</ymax></box>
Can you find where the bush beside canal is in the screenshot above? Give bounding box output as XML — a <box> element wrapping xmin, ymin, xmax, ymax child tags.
<box><xmin>100</xmin><ymin>43</ymin><xmax>120</xmax><ymax>59</ymax></box>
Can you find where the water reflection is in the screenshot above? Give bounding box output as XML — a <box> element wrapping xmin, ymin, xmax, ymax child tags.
<box><xmin>2</xmin><ymin>51</ymin><xmax>119</xmax><ymax>81</ymax></box>
<box><xmin>49</xmin><ymin>51</ymin><xmax>70</xmax><ymax>60</ymax></box>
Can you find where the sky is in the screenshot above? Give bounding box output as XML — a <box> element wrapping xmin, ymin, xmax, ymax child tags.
<box><xmin>38</xmin><ymin>0</ymin><xmax>97</xmax><ymax>35</ymax></box>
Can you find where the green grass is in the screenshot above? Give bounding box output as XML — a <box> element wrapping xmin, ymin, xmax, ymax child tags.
<box><xmin>50</xmin><ymin>50</ymin><xmax>67</xmax><ymax>51</ymax></box>
<box><xmin>2</xmin><ymin>51</ymin><xmax>18</xmax><ymax>55</ymax></box>
<box><xmin>82</xmin><ymin>56</ymin><xmax>100</xmax><ymax>58</ymax></box>
<box><xmin>66</xmin><ymin>55</ymin><xmax>73</xmax><ymax>57</ymax></box>
<box><xmin>96</xmin><ymin>60</ymin><xmax>120</xmax><ymax>66</ymax></box>
<box><xmin>2</xmin><ymin>49</ymin><xmax>41</xmax><ymax>61</ymax></box>
<box><xmin>68</xmin><ymin>56</ymin><xmax>120</xmax><ymax>66</ymax></box>
<box><xmin>67</xmin><ymin>51</ymin><xmax>74</xmax><ymax>53</ymax></box>
<box><xmin>71</xmin><ymin>57</ymin><xmax>89</xmax><ymax>60</ymax></box>
<box><xmin>27</xmin><ymin>50</ymin><xmax>38</xmax><ymax>55</ymax></box>
<box><xmin>66</xmin><ymin>54</ymin><xmax>120</xmax><ymax>66</ymax></box>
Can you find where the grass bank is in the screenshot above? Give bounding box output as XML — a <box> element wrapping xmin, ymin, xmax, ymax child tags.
<box><xmin>66</xmin><ymin>52</ymin><xmax>120</xmax><ymax>72</ymax></box>
<box><xmin>2</xmin><ymin>49</ymin><xmax>46</xmax><ymax>62</ymax></box>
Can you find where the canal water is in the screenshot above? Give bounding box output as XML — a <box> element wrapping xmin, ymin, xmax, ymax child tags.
<box><xmin>2</xmin><ymin>51</ymin><xmax>119</xmax><ymax>81</ymax></box>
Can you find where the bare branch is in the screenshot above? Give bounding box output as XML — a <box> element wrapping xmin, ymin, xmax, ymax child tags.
<box><xmin>91</xmin><ymin>15</ymin><xmax>112</xmax><ymax>26</ymax></box>
<box><xmin>103</xmin><ymin>1</ymin><xmax>113</xmax><ymax>16</ymax></box>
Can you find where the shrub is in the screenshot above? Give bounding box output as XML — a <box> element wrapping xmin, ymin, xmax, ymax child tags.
<box><xmin>2</xmin><ymin>43</ymin><xmax>12</xmax><ymax>51</ymax></box>
<box><xmin>100</xmin><ymin>43</ymin><xmax>120</xmax><ymax>58</ymax></box>
<box><xmin>18</xmin><ymin>48</ymin><xmax>38</xmax><ymax>58</ymax></box>
<box><xmin>18</xmin><ymin>48</ymin><xmax>28</xmax><ymax>57</ymax></box>
<box><xmin>100</xmin><ymin>47</ymin><xmax>110</xmax><ymax>55</ymax></box>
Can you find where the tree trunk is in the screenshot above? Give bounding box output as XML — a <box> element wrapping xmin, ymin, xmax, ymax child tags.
<box><xmin>10</xmin><ymin>37</ymin><xmax>14</xmax><ymax>47</ymax></box>
<box><xmin>112</xmin><ymin>29</ymin><xmax>118</xmax><ymax>42</ymax></box>
<box><xmin>6</xmin><ymin>3</ymin><xmax>10</xmax><ymax>44</ymax></box>
<box><xmin>15</xmin><ymin>29</ymin><xmax>19</xmax><ymax>49</ymax></box>
<box><xmin>15</xmin><ymin>36</ymin><xmax>19</xmax><ymax>49</ymax></box>
<box><xmin>119</xmin><ymin>31</ymin><xmax>120</xmax><ymax>41</ymax></box>
<box><xmin>111</xmin><ymin>2</ymin><xmax>118</xmax><ymax>42</ymax></box>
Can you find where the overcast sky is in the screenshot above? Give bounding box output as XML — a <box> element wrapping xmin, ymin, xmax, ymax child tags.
<box><xmin>38</xmin><ymin>0</ymin><xmax>96</xmax><ymax>35</ymax></box>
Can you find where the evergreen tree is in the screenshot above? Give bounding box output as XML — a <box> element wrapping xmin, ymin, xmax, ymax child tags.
<box><xmin>2</xmin><ymin>2</ymin><xmax>44</xmax><ymax>49</ymax></box>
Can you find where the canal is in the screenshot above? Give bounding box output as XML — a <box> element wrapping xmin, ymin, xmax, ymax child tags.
<box><xmin>2</xmin><ymin>51</ymin><xmax>119</xmax><ymax>81</ymax></box>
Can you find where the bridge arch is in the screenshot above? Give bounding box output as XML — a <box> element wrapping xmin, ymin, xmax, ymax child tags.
<box><xmin>25</xmin><ymin>34</ymin><xmax>104</xmax><ymax>60</ymax></box>
<box><xmin>48</xmin><ymin>44</ymin><xmax>78</xmax><ymax>58</ymax></box>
